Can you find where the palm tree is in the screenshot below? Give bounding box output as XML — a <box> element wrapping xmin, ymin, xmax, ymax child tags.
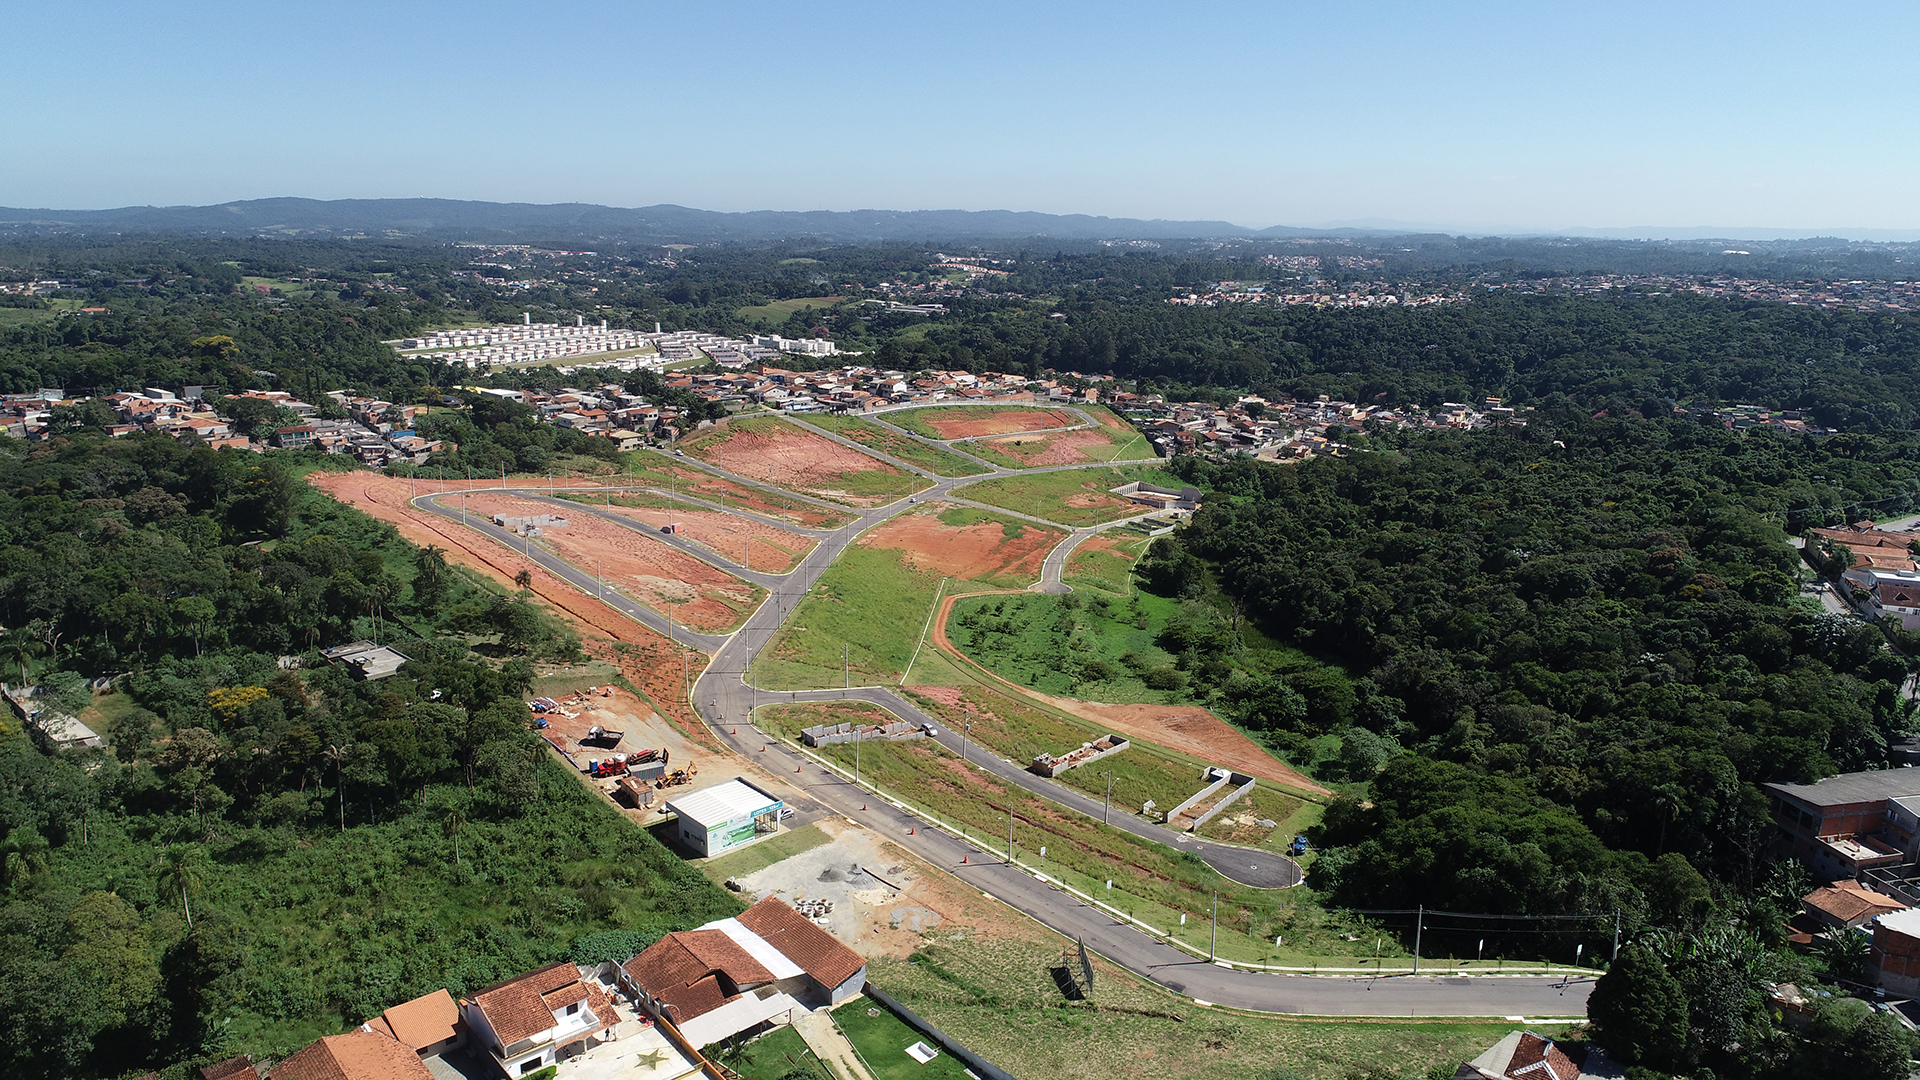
<box><xmin>513</xmin><ymin>569</ymin><xmax>533</xmax><ymax>590</ymax></box>
<box><xmin>154</xmin><ymin>844</ymin><xmax>207</xmax><ymax>930</ymax></box>
<box><xmin>1</xmin><ymin>625</ymin><xmax>45</xmax><ymax>689</ymax></box>
<box><xmin>324</xmin><ymin>743</ymin><xmax>349</xmax><ymax>832</ymax></box>
<box><xmin>444</xmin><ymin>807</ymin><xmax>465</xmax><ymax>873</ymax></box>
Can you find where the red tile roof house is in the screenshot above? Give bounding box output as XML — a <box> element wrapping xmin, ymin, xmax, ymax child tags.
<box><xmin>461</xmin><ymin>961</ymin><xmax>617</xmax><ymax>1077</ymax></box>
<box><xmin>268</xmin><ymin>1030</ymin><xmax>435</xmax><ymax>1080</ymax></box>
<box><xmin>1454</xmin><ymin>1030</ymin><xmax>1615</xmax><ymax>1080</ymax></box>
<box><xmin>1803</xmin><ymin>880</ymin><xmax>1908</xmax><ymax>931</ymax></box>
<box><xmin>360</xmin><ymin>987</ymin><xmax>466</xmax><ymax>1057</ymax></box>
<box><xmin>620</xmin><ymin>896</ymin><xmax>867</xmax><ymax>1047</ymax></box>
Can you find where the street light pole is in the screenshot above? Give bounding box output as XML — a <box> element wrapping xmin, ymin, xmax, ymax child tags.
<box><xmin>1102</xmin><ymin>769</ymin><xmax>1113</xmax><ymax>825</ymax></box>
<box><xmin>1007</xmin><ymin>809</ymin><xmax>1014</xmax><ymax>865</ymax></box>
<box><xmin>962</xmin><ymin>708</ymin><xmax>970</xmax><ymax>765</ymax></box>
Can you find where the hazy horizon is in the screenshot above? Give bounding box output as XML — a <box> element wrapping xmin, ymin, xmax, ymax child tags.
<box><xmin>5</xmin><ymin>2</ymin><xmax>1918</xmax><ymax>234</ymax></box>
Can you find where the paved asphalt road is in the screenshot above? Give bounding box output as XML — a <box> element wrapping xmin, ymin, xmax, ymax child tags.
<box><xmin>412</xmin><ymin>447</ymin><xmax>1594</xmax><ymax>1018</ymax></box>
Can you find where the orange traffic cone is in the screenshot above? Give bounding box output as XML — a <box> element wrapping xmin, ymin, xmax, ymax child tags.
<box><xmin>861</xmin><ymin>804</ymin><xmax>867</xmax><ymax>811</ymax></box>
<box><xmin>909</xmin><ymin>828</ymin><xmax>916</xmax><ymax>835</ymax></box>
<box><xmin>962</xmin><ymin>855</ymin><xmax>968</xmax><ymax>864</ymax></box>
<box><xmin>731</xmin><ymin>728</ymin><xmax>736</xmax><ymax>735</ymax></box>
<box><xmin>796</xmin><ymin>765</ymin><xmax>802</xmax><ymax>772</ymax></box>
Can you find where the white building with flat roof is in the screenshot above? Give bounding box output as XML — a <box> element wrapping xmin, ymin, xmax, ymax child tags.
<box><xmin>664</xmin><ymin>777</ymin><xmax>784</xmax><ymax>857</ymax></box>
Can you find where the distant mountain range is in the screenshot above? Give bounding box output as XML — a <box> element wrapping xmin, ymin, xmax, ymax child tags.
<box><xmin>1</xmin><ymin>198</ymin><xmax>1913</xmax><ymax>245</ymax></box>
<box><xmin>0</xmin><ymin>198</ymin><xmax>1322</xmax><ymax>244</ymax></box>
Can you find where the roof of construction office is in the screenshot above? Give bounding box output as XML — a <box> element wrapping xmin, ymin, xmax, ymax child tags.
<box><xmin>664</xmin><ymin>778</ymin><xmax>781</xmax><ymax>828</ymax></box>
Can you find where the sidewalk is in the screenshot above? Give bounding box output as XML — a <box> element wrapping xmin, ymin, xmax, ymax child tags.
<box><xmin>791</xmin><ymin>1009</ymin><xmax>875</xmax><ymax>1080</ymax></box>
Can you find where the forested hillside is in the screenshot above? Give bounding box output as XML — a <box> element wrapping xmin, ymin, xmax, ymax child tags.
<box><xmin>1160</xmin><ymin>422</ymin><xmax>1920</xmax><ymax>899</ymax></box>
<box><xmin>0</xmin><ymin>434</ymin><xmax>735</xmax><ymax>1079</ymax></box>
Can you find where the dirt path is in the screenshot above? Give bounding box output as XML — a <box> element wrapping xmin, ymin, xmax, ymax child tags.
<box><xmin>791</xmin><ymin>1010</ymin><xmax>875</xmax><ymax>1080</ymax></box>
<box><xmin>927</xmin><ymin>589</ymin><xmax>1330</xmax><ymax>795</ymax></box>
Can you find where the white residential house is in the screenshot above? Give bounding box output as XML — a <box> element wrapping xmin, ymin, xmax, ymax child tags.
<box><xmin>461</xmin><ymin>962</ymin><xmax>615</xmax><ymax>1077</ymax></box>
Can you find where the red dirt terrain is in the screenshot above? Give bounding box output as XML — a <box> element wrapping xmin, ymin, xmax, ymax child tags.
<box><xmin>977</xmin><ymin>427</ymin><xmax>1123</xmax><ymax>466</ymax></box>
<box><xmin>306</xmin><ymin>472</ymin><xmax>718</xmax><ymax>747</ymax></box>
<box><xmin>919</xmin><ymin>406</ymin><xmax>1079</xmax><ymax>439</ymax></box>
<box><xmin>619</xmin><ymin>464</ymin><xmax>852</xmax><ymax>529</ymax></box>
<box><xmin>925</xmin><ymin>587</ymin><xmax>1330</xmax><ymax>795</ymax></box>
<box><xmin>682</xmin><ymin>418</ymin><xmax>922</xmax><ymax>507</ymax></box>
<box><xmin>860</xmin><ymin>503</ymin><xmax>1062</xmax><ymax>586</ymax></box>
<box><xmin>595</xmin><ymin>501</ymin><xmax>815</xmax><ymax>574</ymax></box>
<box><xmin>460</xmin><ymin>493</ymin><xmax>759</xmax><ymax>633</ymax></box>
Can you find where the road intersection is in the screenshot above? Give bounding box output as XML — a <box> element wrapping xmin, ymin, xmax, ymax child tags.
<box><xmin>410</xmin><ymin>406</ymin><xmax>1594</xmax><ymax>1018</ymax></box>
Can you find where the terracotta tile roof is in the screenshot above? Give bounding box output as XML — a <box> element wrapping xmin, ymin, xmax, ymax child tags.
<box><xmin>269</xmin><ymin>1031</ymin><xmax>434</xmax><ymax>1080</ymax></box>
<box><xmin>623</xmin><ymin>930</ymin><xmax>776</xmax><ymax>1021</ymax></box>
<box><xmin>1805</xmin><ymin>881</ymin><xmax>1908</xmax><ymax>925</ymax></box>
<box><xmin>541</xmin><ymin>982</ymin><xmax>590</xmax><ymax>1012</ymax></box>
<box><xmin>201</xmin><ymin>1058</ymin><xmax>259</xmax><ymax>1080</ymax></box>
<box><xmin>372</xmin><ymin>988</ymin><xmax>461</xmax><ymax>1052</ymax></box>
<box><xmin>736</xmin><ymin>897</ymin><xmax>866</xmax><ymax>989</ymax></box>
<box><xmin>1503</xmin><ymin>1034</ymin><xmax>1577</xmax><ymax>1080</ymax></box>
<box><xmin>470</xmin><ymin>961</ymin><xmax>582</xmax><ymax>1046</ymax></box>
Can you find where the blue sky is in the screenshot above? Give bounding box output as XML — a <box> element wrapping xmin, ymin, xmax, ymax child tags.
<box><xmin>5</xmin><ymin>0</ymin><xmax>1916</xmax><ymax>232</ymax></box>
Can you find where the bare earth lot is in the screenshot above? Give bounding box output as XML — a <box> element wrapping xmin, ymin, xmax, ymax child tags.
<box><xmin>682</xmin><ymin>417</ymin><xmax>927</xmax><ymax>506</ymax></box>
<box><xmin>860</xmin><ymin>503</ymin><xmax>1062</xmax><ymax>587</ymax></box>
<box><xmin>463</xmin><ymin>492</ymin><xmax>762</xmax><ymax>633</ymax></box>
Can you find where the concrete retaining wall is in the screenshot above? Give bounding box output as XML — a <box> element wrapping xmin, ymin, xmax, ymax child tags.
<box><xmin>802</xmin><ymin>720</ymin><xmax>926</xmax><ymax>747</ymax></box>
<box><xmin>1163</xmin><ymin>766</ymin><xmax>1232</xmax><ymax>827</ymax></box>
<box><xmin>1187</xmin><ymin>773</ymin><xmax>1257</xmax><ymax>832</ymax></box>
<box><xmin>1030</xmin><ymin>734</ymin><xmax>1129</xmax><ymax>777</ymax></box>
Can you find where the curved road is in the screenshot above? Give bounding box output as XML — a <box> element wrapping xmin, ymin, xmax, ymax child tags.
<box><xmin>411</xmin><ymin>421</ymin><xmax>1593</xmax><ymax>1018</ymax></box>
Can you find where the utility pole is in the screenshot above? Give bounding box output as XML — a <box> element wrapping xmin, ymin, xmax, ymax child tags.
<box><xmin>1413</xmin><ymin>905</ymin><xmax>1424</xmax><ymax>975</ymax></box>
<box><xmin>962</xmin><ymin>708</ymin><xmax>970</xmax><ymax>765</ymax></box>
<box><xmin>1007</xmin><ymin>810</ymin><xmax>1014</xmax><ymax>865</ymax></box>
<box><xmin>855</xmin><ymin>725</ymin><xmax>862</xmax><ymax>787</ymax></box>
<box><xmin>1210</xmin><ymin>892</ymin><xmax>1217</xmax><ymax>961</ymax></box>
<box><xmin>1102</xmin><ymin>770</ymin><xmax>1113</xmax><ymax>825</ymax></box>
<box><xmin>844</xmin><ymin>643</ymin><xmax>849</xmax><ymax>689</ymax></box>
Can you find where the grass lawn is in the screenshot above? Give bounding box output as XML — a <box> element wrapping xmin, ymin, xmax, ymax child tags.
<box><xmin>873</xmin><ymin>935</ymin><xmax>1542</xmax><ymax>1080</ymax></box>
<box><xmin>948</xmin><ymin>464</ymin><xmax>1185</xmax><ymax>527</ymax></box>
<box><xmin>697</xmin><ymin>824</ymin><xmax>833</xmax><ymax>885</ymax></box>
<box><xmin>833</xmin><ymin>997</ymin><xmax>973</xmax><ymax>1080</ymax></box>
<box><xmin>758</xmin><ymin>701</ymin><xmax>903</xmax><ymax>741</ymax></box>
<box><xmin>793</xmin><ymin>415</ymin><xmax>990</xmax><ymax>477</ymax></box>
<box><xmin>946</xmin><ymin>591</ymin><xmax>1188</xmax><ymax>705</ymax></box>
<box><xmin>714</xmin><ymin>1024</ymin><xmax>826</xmax><ymax>1080</ymax></box>
<box><xmin>0</xmin><ymin>306</ymin><xmax>57</xmax><ymax>329</ymax></box>
<box><xmin>737</xmin><ymin>296</ymin><xmax>844</xmax><ymax>324</ymax></box>
<box><xmin>1062</xmin><ymin>537</ymin><xmax>1144</xmax><ymax>595</ymax></box>
<box><xmin>753</xmin><ymin>546</ymin><xmax>945</xmax><ymax>690</ymax></box>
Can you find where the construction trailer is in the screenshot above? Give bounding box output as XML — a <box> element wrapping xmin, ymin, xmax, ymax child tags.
<box><xmin>663</xmin><ymin>777</ymin><xmax>784</xmax><ymax>857</ymax></box>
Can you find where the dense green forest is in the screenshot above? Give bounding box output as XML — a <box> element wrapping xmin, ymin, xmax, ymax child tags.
<box><xmin>0</xmin><ymin>433</ymin><xmax>736</xmax><ymax>1079</ymax></box>
<box><xmin>1125</xmin><ymin>418</ymin><xmax>1920</xmax><ymax>1078</ymax></box>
